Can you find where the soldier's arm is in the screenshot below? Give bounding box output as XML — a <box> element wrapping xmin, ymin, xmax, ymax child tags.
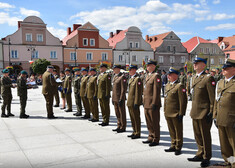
<box><xmin>134</xmin><ymin>78</ymin><xmax>142</xmax><ymax>105</ymax></box>
<box><xmin>120</xmin><ymin>76</ymin><xmax>127</xmax><ymax>100</ymax></box>
<box><xmin>178</xmin><ymin>84</ymin><xmax>188</xmax><ymax>116</ymax></box>
<box><xmin>2</xmin><ymin>78</ymin><xmax>13</xmax><ymax>88</ymax></box>
<box><xmin>206</xmin><ymin>76</ymin><xmax>216</xmax><ymax>114</ymax></box>
<box><xmin>213</xmin><ymin>81</ymin><xmax>219</xmax><ymax>119</ymax></box>
<box><xmin>152</xmin><ymin>74</ymin><xmax>161</xmax><ymax>106</ymax></box>
<box><xmin>50</xmin><ymin>74</ymin><xmax>57</xmax><ymax>87</ymax></box>
<box><xmin>105</xmin><ymin>74</ymin><xmax>111</xmax><ymax>97</ymax></box>
<box><xmin>94</xmin><ymin>77</ymin><xmax>98</xmax><ymax>97</ymax></box>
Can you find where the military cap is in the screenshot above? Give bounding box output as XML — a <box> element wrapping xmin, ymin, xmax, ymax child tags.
<box><xmin>100</xmin><ymin>63</ymin><xmax>108</xmax><ymax>68</ymax></box>
<box><xmin>206</xmin><ymin>68</ymin><xmax>209</xmax><ymax>71</ymax></box>
<box><xmin>47</xmin><ymin>65</ymin><xmax>54</xmax><ymax>69</ymax></box>
<box><xmin>146</xmin><ymin>59</ymin><xmax>157</xmax><ymax>65</ymax></box>
<box><xmin>216</xmin><ymin>68</ymin><xmax>220</xmax><ymax>70</ymax></box>
<box><xmin>211</xmin><ymin>69</ymin><xmax>216</xmax><ymax>72</ymax></box>
<box><xmin>20</xmin><ymin>70</ymin><xmax>28</xmax><ymax>75</ymax></box>
<box><xmin>81</xmin><ymin>67</ymin><xmax>88</xmax><ymax>72</ymax></box>
<box><xmin>113</xmin><ymin>64</ymin><xmax>122</xmax><ymax>69</ymax></box>
<box><xmin>168</xmin><ymin>67</ymin><xmax>180</xmax><ymax>75</ymax></box>
<box><xmin>193</xmin><ymin>56</ymin><xmax>207</xmax><ymax>64</ymax></box>
<box><xmin>89</xmin><ymin>67</ymin><xmax>96</xmax><ymax>72</ymax></box>
<box><xmin>128</xmin><ymin>64</ymin><xmax>138</xmax><ymax>70</ymax></box>
<box><xmin>73</xmin><ymin>68</ymin><xmax>80</xmax><ymax>72</ymax></box>
<box><xmin>65</xmin><ymin>68</ymin><xmax>70</xmax><ymax>72</ymax></box>
<box><xmin>2</xmin><ymin>69</ymin><xmax>9</xmax><ymax>73</ymax></box>
<box><xmin>187</xmin><ymin>71</ymin><xmax>192</xmax><ymax>74</ymax></box>
<box><xmin>222</xmin><ymin>59</ymin><xmax>235</xmax><ymax>69</ymax></box>
<box><xmin>53</xmin><ymin>69</ymin><xmax>57</xmax><ymax>72</ymax></box>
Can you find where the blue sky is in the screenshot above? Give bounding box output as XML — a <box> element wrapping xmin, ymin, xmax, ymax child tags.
<box><xmin>0</xmin><ymin>0</ymin><xmax>235</xmax><ymax>42</ymax></box>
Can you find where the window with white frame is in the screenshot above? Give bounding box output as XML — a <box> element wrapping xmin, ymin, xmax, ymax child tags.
<box><xmin>83</xmin><ymin>38</ymin><xmax>88</xmax><ymax>46</ymax></box>
<box><xmin>50</xmin><ymin>51</ymin><xmax>57</xmax><ymax>59</ymax></box>
<box><xmin>86</xmin><ymin>52</ymin><xmax>93</xmax><ymax>60</ymax></box>
<box><xmin>205</xmin><ymin>48</ymin><xmax>209</xmax><ymax>54</ymax></box>
<box><xmin>173</xmin><ymin>46</ymin><xmax>176</xmax><ymax>53</ymax></box>
<box><xmin>167</xmin><ymin>46</ymin><xmax>171</xmax><ymax>52</ymax></box>
<box><xmin>119</xmin><ymin>55</ymin><xmax>123</xmax><ymax>62</ymax></box>
<box><xmin>130</xmin><ymin>42</ymin><xmax>133</xmax><ymax>48</ymax></box>
<box><xmin>135</xmin><ymin>42</ymin><xmax>139</xmax><ymax>48</ymax></box>
<box><xmin>212</xmin><ymin>48</ymin><xmax>216</xmax><ymax>54</ymax></box>
<box><xmin>181</xmin><ymin>56</ymin><xmax>186</xmax><ymax>63</ymax></box>
<box><xmin>101</xmin><ymin>52</ymin><xmax>108</xmax><ymax>61</ymax></box>
<box><xmin>90</xmin><ymin>39</ymin><xmax>95</xmax><ymax>46</ymax></box>
<box><xmin>211</xmin><ymin>58</ymin><xmax>214</xmax><ymax>65</ymax></box>
<box><xmin>200</xmin><ymin>48</ymin><xmax>204</xmax><ymax>53</ymax></box>
<box><xmin>226</xmin><ymin>54</ymin><xmax>230</xmax><ymax>58</ymax></box>
<box><xmin>26</xmin><ymin>33</ymin><xmax>32</xmax><ymax>42</ymax></box>
<box><xmin>170</xmin><ymin>56</ymin><xmax>175</xmax><ymax>63</ymax></box>
<box><xmin>37</xmin><ymin>34</ymin><xmax>43</xmax><ymax>42</ymax></box>
<box><xmin>158</xmin><ymin>56</ymin><xmax>164</xmax><ymax>63</ymax></box>
<box><xmin>219</xmin><ymin>58</ymin><xmax>224</xmax><ymax>64</ymax></box>
<box><xmin>70</xmin><ymin>52</ymin><xmax>77</xmax><ymax>60</ymax></box>
<box><xmin>32</xmin><ymin>51</ymin><xmax>39</xmax><ymax>59</ymax></box>
<box><xmin>144</xmin><ymin>56</ymin><xmax>148</xmax><ymax>62</ymax></box>
<box><xmin>11</xmin><ymin>50</ymin><xmax>18</xmax><ymax>58</ymax></box>
<box><xmin>132</xmin><ymin>55</ymin><xmax>137</xmax><ymax>62</ymax></box>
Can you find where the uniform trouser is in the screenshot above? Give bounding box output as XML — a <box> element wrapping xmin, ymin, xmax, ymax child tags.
<box><xmin>1</xmin><ymin>95</ymin><xmax>12</xmax><ymax>115</ymax></box>
<box><xmin>43</xmin><ymin>93</ymin><xmax>54</xmax><ymax>118</ymax></box>
<box><xmin>162</xmin><ymin>86</ymin><xmax>165</xmax><ymax>96</ymax></box>
<box><xmin>193</xmin><ymin>118</ymin><xmax>212</xmax><ymax>160</ymax></box>
<box><xmin>54</xmin><ymin>90</ymin><xmax>60</xmax><ymax>105</ymax></box>
<box><xmin>218</xmin><ymin>126</ymin><xmax>235</xmax><ymax>167</ymax></box>
<box><xmin>65</xmin><ymin>93</ymin><xmax>72</xmax><ymax>110</ymax></box>
<box><xmin>20</xmin><ymin>95</ymin><xmax>27</xmax><ymax>116</ymax></box>
<box><xmin>88</xmin><ymin>98</ymin><xmax>99</xmax><ymax>120</ymax></box>
<box><xmin>99</xmin><ymin>98</ymin><xmax>110</xmax><ymax>124</ymax></box>
<box><xmin>145</xmin><ymin>107</ymin><xmax>160</xmax><ymax>143</ymax></box>
<box><xmin>81</xmin><ymin>97</ymin><xmax>90</xmax><ymax>117</ymax></box>
<box><xmin>128</xmin><ymin>106</ymin><xmax>141</xmax><ymax>136</ymax></box>
<box><xmin>165</xmin><ymin>117</ymin><xmax>183</xmax><ymax>150</ymax></box>
<box><xmin>114</xmin><ymin>101</ymin><xmax>126</xmax><ymax>130</ymax></box>
<box><xmin>74</xmin><ymin>93</ymin><xmax>82</xmax><ymax>113</ymax></box>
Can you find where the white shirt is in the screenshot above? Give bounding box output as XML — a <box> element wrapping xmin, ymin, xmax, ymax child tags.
<box><xmin>225</xmin><ymin>75</ymin><xmax>234</xmax><ymax>82</ymax></box>
<box><xmin>196</xmin><ymin>70</ymin><xmax>204</xmax><ymax>77</ymax></box>
<box><xmin>170</xmin><ymin>79</ymin><xmax>177</xmax><ymax>85</ymax></box>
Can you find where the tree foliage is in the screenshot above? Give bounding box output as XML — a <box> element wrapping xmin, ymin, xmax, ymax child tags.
<box><xmin>31</xmin><ymin>58</ymin><xmax>51</xmax><ymax>74</ymax></box>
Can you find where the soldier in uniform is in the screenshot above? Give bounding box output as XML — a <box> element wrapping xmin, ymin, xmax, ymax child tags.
<box><xmin>59</xmin><ymin>71</ymin><xmax>66</xmax><ymax>109</ymax></box>
<box><xmin>1</xmin><ymin>69</ymin><xmax>15</xmax><ymax>118</ymax></box>
<box><xmin>187</xmin><ymin>57</ymin><xmax>215</xmax><ymax>167</ymax></box>
<box><xmin>97</xmin><ymin>63</ymin><xmax>111</xmax><ymax>126</ymax></box>
<box><xmin>127</xmin><ymin>64</ymin><xmax>143</xmax><ymax>139</ymax></box>
<box><xmin>205</xmin><ymin>68</ymin><xmax>210</xmax><ymax>74</ymax></box>
<box><xmin>112</xmin><ymin>64</ymin><xmax>127</xmax><ymax>133</ymax></box>
<box><xmin>42</xmin><ymin>65</ymin><xmax>58</xmax><ymax>119</ymax></box>
<box><xmin>187</xmin><ymin>71</ymin><xmax>192</xmax><ymax>101</ymax></box>
<box><xmin>213</xmin><ymin>59</ymin><xmax>235</xmax><ymax>168</ymax></box>
<box><xmin>86</xmin><ymin>68</ymin><xmax>99</xmax><ymax>122</ymax></box>
<box><xmin>53</xmin><ymin>69</ymin><xmax>60</xmax><ymax>107</ymax></box>
<box><xmin>214</xmin><ymin>68</ymin><xmax>222</xmax><ymax>83</ymax></box>
<box><xmin>80</xmin><ymin>68</ymin><xmax>90</xmax><ymax>119</ymax></box>
<box><xmin>164</xmin><ymin>67</ymin><xmax>187</xmax><ymax>155</ymax></box>
<box><xmin>161</xmin><ymin>70</ymin><xmax>168</xmax><ymax>97</ymax></box>
<box><xmin>73</xmin><ymin>68</ymin><xmax>82</xmax><ymax>116</ymax></box>
<box><xmin>64</xmin><ymin>68</ymin><xmax>72</xmax><ymax>112</ymax></box>
<box><xmin>17</xmin><ymin>70</ymin><xmax>30</xmax><ymax>119</ymax></box>
<box><xmin>142</xmin><ymin>59</ymin><xmax>162</xmax><ymax>147</ymax></box>
<box><xmin>179</xmin><ymin>70</ymin><xmax>187</xmax><ymax>87</ymax></box>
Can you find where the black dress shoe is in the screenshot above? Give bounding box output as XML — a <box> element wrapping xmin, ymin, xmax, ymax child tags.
<box><xmin>65</xmin><ymin>109</ymin><xmax>72</xmax><ymax>112</ymax></box>
<box><xmin>165</xmin><ymin>147</ymin><xmax>176</xmax><ymax>152</ymax></box>
<box><xmin>142</xmin><ymin>140</ymin><xmax>152</xmax><ymax>144</ymax></box>
<box><xmin>7</xmin><ymin>113</ymin><xmax>15</xmax><ymax>117</ymax></box>
<box><xmin>54</xmin><ymin>105</ymin><xmax>59</xmax><ymax>107</ymax></box>
<box><xmin>101</xmin><ymin>123</ymin><xmax>109</xmax><ymax>126</ymax></box>
<box><xmin>82</xmin><ymin>115</ymin><xmax>90</xmax><ymax>119</ymax></box>
<box><xmin>60</xmin><ymin>107</ymin><xmax>66</xmax><ymax>110</ymax></box>
<box><xmin>117</xmin><ymin>129</ymin><xmax>126</xmax><ymax>133</ymax></box>
<box><xmin>48</xmin><ymin>116</ymin><xmax>58</xmax><ymax>119</ymax></box>
<box><xmin>175</xmin><ymin>149</ymin><xmax>181</xmax><ymax>155</ymax></box>
<box><xmin>187</xmin><ymin>156</ymin><xmax>203</xmax><ymax>162</ymax></box>
<box><xmin>131</xmin><ymin>135</ymin><xmax>141</xmax><ymax>139</ymax></box>
<box><xmin>127</xmin><ymin>134</ymin><xmax>134</xmax><ymax>138</ymax></box>
<box><xmin>91</xmin><ymin>119</ymin><xmax>99</xmax><ymax>122</ymax></box>
<box><xmin>99</xmin><ymin>122</ymin><xmax>104</xmax><ymax>125</ymax></box>
<box><xmin>19</xmin><ymin>114</ymin><xmax>30</xmax><ymax>119</ymax></box>
<box><xmin>200</xmin><ymin>159</ymin><xmax>210</xmax><ymax>167</ymax></box>
<box><xmin>112</xmin><ymin>128</ymin><xmax>119</xmax><ymax>131</ymax></box>
<box><xmin>73</xmin><ymin>112</ymin><xmax>82</xmax><ymax>116</ymax></box>
<box><xmin>149</xmin><ymin>142</ymin><xmax>159</xmax><ymax>147</ymax></box>
<box><xmin>1</xmin><ymin>114</ymin><xmax>9</xmax><ymax>118</ymax></box>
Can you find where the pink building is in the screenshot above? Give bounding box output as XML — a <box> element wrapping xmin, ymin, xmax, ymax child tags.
<box><xmin>1</xmin><ymin>16</ymin><xmax>63</xmax><ymax>74</ymax></box>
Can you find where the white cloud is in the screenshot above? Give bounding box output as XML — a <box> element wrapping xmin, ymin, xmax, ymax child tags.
<box><xmin>47</xmin><ymin>27</ymin><xmax>67</xmax><ymax>40</ymax></box>
<box><xmin>20</xmin><ymin>7</ymin><xmax>40</xmax><ymax>17</ymax></box>
<box><xmin>196</xmin><ymin>13</ymin><xmax>235</xmax><ymax>21</ymax></box>
<box><xmin>0</xmin><ymin>2</ymin><xmax>15</xmax><ymax>9</ymax></box>
<box><xmin>58</xmin><ymin>21</ymin><xmax>68</xmax><ymax>27</ymax></box>
<box><xmin>0</xmin><ymin>12</ymin><xmax>21</xmax><ymax>26</ymax></box>
<box><xmin>140</xmin><ymin>0</ymin><xmax>170</xmax><ymax>12</ymax></box>
<box><xmin>175</xmin><ymin>31</ymin><xmax>192</xmax><ymax>35</ymax></box>
<box><xmin>213</xmin><ymin>0</ymin><xmax>220</xmax><ymax>4</ymax></box>
<box><xmin>205</xmin><ymin>23</ymin><xmax>235</xmax><ymax>31</ymax></box>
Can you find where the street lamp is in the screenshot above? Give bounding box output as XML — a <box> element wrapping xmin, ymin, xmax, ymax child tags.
<box><xmin>123</xmin><ymin>51</ymin><xmax>129</xmax><ymax>69</ymax></box>
<box><xmin>8</xmin><ymin>38</ymin><xmax>11</xmax><ymax>66</ymax></box>
<box><xmin>74</xmin><ymin>44</ymin><xmax>77</xmax><ymax>67</ymax></box>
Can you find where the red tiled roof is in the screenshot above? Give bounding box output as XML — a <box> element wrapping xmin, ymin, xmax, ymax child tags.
<box><xmin>218</xmin><ymin>35</ymin><xmax>235</xmax><ymax>51</ymax></box>
<box><xmin>182</xmin><ymin>36</ymin><xmax>211</xmax><ymax>53</ymax></box>
<box><xmin>107</xmin><ymin>29</ymin><xmax>128</xmax><ymax>48</ymax></box>
<box><xmin>146</xmin><ymin>32</ymin><xmax>171</xmax><ymax>51</ymax></box>
<box><xmin>62</xmin><ymin>30</ymin><xmax>77</xmax><ymax>46</ymax></box>
<box><xmin>209</xmin><ymin>39</ymin><xmax>218</xmax><ymax>43</ymax></box>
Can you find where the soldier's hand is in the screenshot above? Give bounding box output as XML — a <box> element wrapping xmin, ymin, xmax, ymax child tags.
<box><xmin>105</xmin><ymin>95</ymin><xmax>109</xmax><ymax>100</ymax></box>
<box><xmin>214</xmin><ymin>119</ymin><xmax>218</xmax><ymax>128</ymax></box>
<box><xmin>206</xmin><ymin>112</ymin><xmax>213</xmax><ymax>123</ymax></box>
<box><xmin>93</xmin><ymin>96</ymin><xmax>97</xmax><ymax>100</ymax></box>
<box><xmin>134</xmin><ymin>104</ymin><xmax>138</xmax><ymax>110</ymax></box>
<box><xmin>118</xmin><ymin>100</ymin><xmax>123</xmax><ymax>106</ymax></box>
<box><xmin>177</xmin><ymin>115</ymin><xmax>183</xmax><ymax>122</ymax></box>
<box><xmin>152</xmin><ymin>104</ymin><xmax>157</xmax><ymax>111</ymax></box>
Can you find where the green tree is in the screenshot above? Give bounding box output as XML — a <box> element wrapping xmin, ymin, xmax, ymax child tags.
<box><xmin>31</xmin><ymin>58</ymin><xmax>51</xmax><ymax>74</ymax></box>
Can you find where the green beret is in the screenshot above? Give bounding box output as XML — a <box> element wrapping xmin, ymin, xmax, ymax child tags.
<box><xmin>2</xmin><ymin>69</ymin><xmax>9</xmax><ymax>73</ymax></box>
<box><xmin>21</xmin><ymin>70</ymin><xmax>28</xmax><ymax>75</ymax></box>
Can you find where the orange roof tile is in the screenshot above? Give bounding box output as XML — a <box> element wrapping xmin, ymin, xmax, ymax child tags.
<box><xmin>182</xmin><ymin>36</ymin><xmax>211</xmax><ymax>53</ymax></box>
<box><xmin>145</xmin><ymin>32</ymin><xmax>171</xmax><ymax>51</ymax></box>
<box><xmin>218</xmin><ymin>35</ymin><xmax>235</xmax><ymax>51</ymax></box>
<box><xmin>62</xmin><ymin>30</ymin><xmax>77</xmax><ymax>46</ymax></box>
<box><xmin>107</xmin><ymin>29</ymin><xmax>128</xmax><ymax>48</ymax></box>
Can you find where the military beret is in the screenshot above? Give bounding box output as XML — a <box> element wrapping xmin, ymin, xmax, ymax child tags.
<box><xmin>100</xmin><ymin>63</ymin><xmax>108</xmax><ymax>68</ymax></box>
<box><xmin>113</xmin><ymin>64</ymin><xmax>122</xmax><ymax>69</ymax></box>
<box><xmin>146</xmin><ymin>59</ymin><xmax>157</xmax><ymax>65</ymax></box>
<box><xmin>168</xmin><ymin>67</ymin><xmax>180</xmax><ymax>75</ymax></box>
<box><xmin>47</xmin><ymin>65</ymin><xmax>54</xmax><ymax>69</ymax></box>
<box><xmin>193</xmin><ymin>56</ymin><xmax>207</xmax><ymax>64</ymax></box>
<box><xmin>73</xmin><ymin>68</ymin><xmax>80</xmax><ymax>72</ymax></box>
<box><xmin>216</xmin><ymin>68</ymin><xmax>220</xmax><ymax>70</ymax></box>
<box><xmin>2</xmin><ymin>69</ymin><xmax>9</xmax><ymax>73</ymax></box>
<box><xmin>81</xmin><ymin>67</ymin><xmax>88</xmax><ymax>72</ymax></box>
<box><xmin>128</xmin><ymin>64</ymin><xmax>138</xmax><ymax>70</ymax></box>
<box><xmin>89</xmin><ymin>67</ymin><xmax>96</xmax><ymax>72</ymax></box>
<box><xmin>53</xmin><ymin>69</ymin><xmax>57</xmax><ymax>72</ymax></box>
<box><xmin>187</xmin><ymin>71</ymin><xmax>192</xmax><ymax>74</ymax></box>
<box><xmin>20</xmin><ymin>70</ymin><xmax>28</xmax><ymax>75</ymax></box>
<box><xmin>222</xmin><ymin>59</ymin><xmax>235</xmax><ymax>69</ymax></box>
<box><xmin>65</xmin><ymin>68</ymin><xmax>70</xmax><ymax>72</ymax></box>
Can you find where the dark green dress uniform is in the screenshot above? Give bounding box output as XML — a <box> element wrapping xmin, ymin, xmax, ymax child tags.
<box><xmin>86</xmin><ymin>75</ymin><xmax>99</xmax><ymax>121</ymax></box>
<box><xmin>73</xmin><ymin>74</ymin><xmax>82</xmax><ymax>115</ymax></box>
<box><xmin>42</xmin><ymin>69</ymin><xmax>57</xmax><ymax>118</ymax></box>
<box><xmin>80</xmin><ymin>75</ymin><xmax>90</xmax><ymax>118</ymax></box>
<box><xmin>17</xmin><ymin>75</ymin><xmax>29</xmax><ymax>118</ymax></box>
<box><xmin>64</xmin><ymin>74</ymin><xmax>72</xmax><ymax>111</ymax></box>
<box><xmin>127</xmin><ymin>74</ymin><xmax>143</xmax><ymax>137</ymax></box>
<box><xmin>97</xmin><ymin>72</ymin><xmax>111</xmax><ymax>124</ymax></box>
<box><xmin>179</xmin><ymin>74</ymin><xmax>187</xmax><ymax>87</ymax></box>
<box><xmin>53</xmin><ymin>74</ymin><xmax>60</xmax><ymax>106</ymax></box>
<box><xmin>1</xmin><ymin>75</ymin><xmax>14</xmax><ymax>117</ymax></box>
<box><xmin>164</xmin><ymin>80</ymin><xmax>187</xmax><ymax>152</ymax></box>
<box><xmin>190</xmin><ymin>71</ymin><xmax>215</xmax><ymax>161</ymax></box>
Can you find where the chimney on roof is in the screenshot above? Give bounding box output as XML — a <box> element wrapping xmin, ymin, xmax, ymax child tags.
<box><xmin>67</xmin><ymin>27</ymin><xmax>71</xmax><ymax>35</ymax></box>
<box><xmin>18</xmin><ymin>21</ymin><xmax>22</xmax><ymax>29</ymax></box>
<box><xmin>218</xmin><ymin>37</ymin><xmax>224</xmax><ymax>43</ymax></box>
<box><xmin>146</xmin><ymin>35</ymin><xmax>149</xmax><ymax>41</ymax></box>
<box><xmin>73</xmin><ymin>24</ymin><xmax>82</xmax><ymax>31</ymax></box>
<box><xmin>116</xmin><ymin>30</ymin><xmax>122</xmax><ymax>34</ymax></box>
<box><xmin>110</xmin><ymin>32</ymin><xmax>113</xmax><ymax>38</ymax></box>
<box><xmin>154</xmin><ymin>37</ymin><xmax>157</xmax><ymax>41</ymax></box>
